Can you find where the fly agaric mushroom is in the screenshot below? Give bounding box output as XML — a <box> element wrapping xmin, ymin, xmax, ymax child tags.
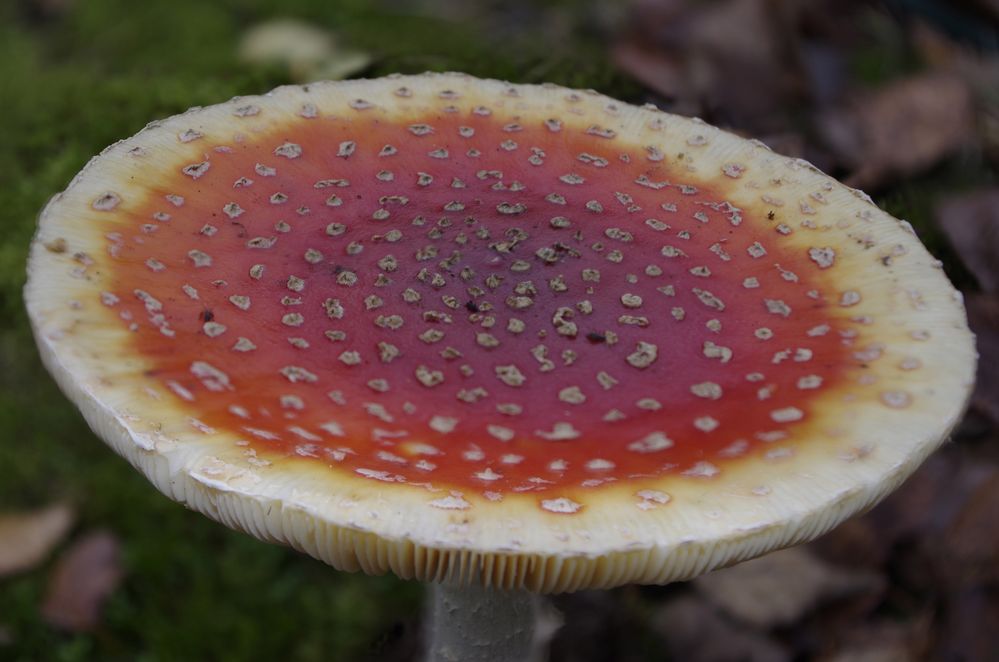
<box><xmin>25</xmin><ymin>73</ymin><xmax>975</xmax><ymax>659</ymax></box>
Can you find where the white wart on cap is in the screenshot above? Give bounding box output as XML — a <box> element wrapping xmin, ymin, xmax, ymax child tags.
<box><xmin>25</xmin><ymin>73</ymin><xmax>976</xmax><ymax>593</ymax></box>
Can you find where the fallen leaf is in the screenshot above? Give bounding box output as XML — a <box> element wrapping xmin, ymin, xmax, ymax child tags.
<box><xmin>830</xmin><ymin>446</ymin><xmax>999</xmax><ymax>613</ymax></box>
<box><xmin>864</xmin><ymin>451</ymin><xmax>967</xmax><ymax>541</ymax></box>
<box><xmin>611</xmin><ymin>41</ymin><xmax>693</xmax><ymax>109</ymax></box>
<box><xmin>41</xmin><ymin>530</ymin><xmax>123</xmax><ymax>632</ymax></box>
<box><xmin>937</xmin><ymin>189</ymin><xmax>999</xmax><ymax>293</ymax></box>
<box><xmin>652</xmin><ymin>593</ymin><xmax>790</xmax><ymax>662</ymax></box>
<box><xmin>817</xmin><ymin>614</ymin><xmax>933</xmax><ymax>662</ymax></box>
<box><xmin>809</xmin><ymin>517</ymin><xmax>889</xmax><ymax>571</ymax></box>
<box><xmin>685</xmin><ymin>0</ymin><xmax>803</xmax><ymax>131</ymax></box>
<box><xmin>945</xmin><ymin>470</ymin><xmax>999</xmax><ymax>584</ymax></box>
<box><xmin>935</xmin><ymin>586</ymin><xmax>999</xmax><ymax>661</ymax></box>
<box><xmin>695</xmin><ymin>547</ymin><xmax>882</xmax><ymax>629</ymax></box>
<box><xmin>0</xmin><ymin>503</ymin><xmax>74</xmax><ymax>577</ymax></box>
<box><xmin>757</xmin><ymin>131</ymin><xmax>843</xmax><ymax>172</ymax></box>
<box><xmin>616</xmin><ymin>0</ymin><xmax>804</xmax><ymax>132</ymax></box>
<box><xmin>818</xmin><ymin>72</ymin><xmax>973</xmax><ymax>189</ymax></box>
<box><xmin>965</xmin><ymin>295</ymin><xmax>999</xmax><ymax>423</ymax></box>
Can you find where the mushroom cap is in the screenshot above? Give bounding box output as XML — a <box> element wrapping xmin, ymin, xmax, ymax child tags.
<box><xmin>25</xmin><ymin>73</ymin><xmax>975</xmax><ymax>593</ymax></box>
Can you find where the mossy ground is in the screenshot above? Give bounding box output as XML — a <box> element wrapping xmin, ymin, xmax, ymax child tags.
<box><xmin>0</xmin><ymin>1</ymin><xmax>993</xmax><ymax>660</ymax></box>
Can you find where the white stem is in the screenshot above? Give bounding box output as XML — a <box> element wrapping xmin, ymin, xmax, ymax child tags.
<box><xmin>426</xmin><ymin>581</ymin><xmax>546</xmax><ymax>662</ymax></box>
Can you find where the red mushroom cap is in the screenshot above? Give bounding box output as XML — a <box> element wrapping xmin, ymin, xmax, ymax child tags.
<box><xmin>25</xmin><ymin>73</ymin><xmax>975</xmax><ymax>592</ymax></box>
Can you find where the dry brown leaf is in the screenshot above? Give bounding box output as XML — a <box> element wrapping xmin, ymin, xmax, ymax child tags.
<box><xmin>937</xmin><ymin>189</ymin><xmax>999</xmax><ymax>293</ymax></box>
<box><xmin>684</xmin><ymin>0</ymin><xmax>801</xmax><ymax>131</ymax></box>
<box><xmin>819</xmin><ymin>72</ymin><xmax>973</xmax><ymax>189</ymax></box>
<box><xmin>936</xmin><ymin>587</ymin><xmax>999</xmax><ymax>661</ymax></box>
<box><xmin>0</xmin><ymin>503</ymin><xmax>74</xmax><ymax>577</ymax></box>
<box><xmin>695</xmin><ymin>547</ymin><xmax>882</xmax><ymax>629</ymax></box>
<box><xmin>809</xmin><ymin>518</ymin><xmax>889</xmax><ymax>571</ymax></box>
<box><xmin>41</xmin><ymin>530</ymin><xmax>124</xmax><ymax>632</ymax></box>
<box><xmin>611</xmin><ymin>41</ymin><xmax>692</xmax><ymax>107</ymax></box>
<box><xmin>652</xmin><ymin>593</ymin><xmax>790</xmax><ymax>662</ymax></box>
<box><xmin>816</xmin><ymin>614</ymin><xmax>933</xmax><ymax>662</ymax></box>
<box><xmin>865</xmin><ymin>451</ymin><xmax>963</xmax><ymax>540</ymax></box>
<box><xmin>851</xmin><ymin>448</ymin><xmax>998</xmax><ymax>561</ymax></box>
<box><xmin>616</xmin><ymin>0</ymin><xmax>802</xmax><ymax>132</ymax></box>
<box><xmin>757</xmin><ymin>132</ymin><xmax>809</xmax><ymax>159</ymax></box>
<box><xmin>946</xmin><ymin>470</ymin><xmax>999</xmax><ymax>583</ymax></box>
<box><xmin>965</xmin><ymin>295</ymin><xmax>999</xmax><ymax>423</ymax></box>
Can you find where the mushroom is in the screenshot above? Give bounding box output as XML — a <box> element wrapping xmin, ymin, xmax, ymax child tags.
<box><xmin>25</xmin><ymin>73</ymin><xmax>976</xmax><ymax>659</ymax></box>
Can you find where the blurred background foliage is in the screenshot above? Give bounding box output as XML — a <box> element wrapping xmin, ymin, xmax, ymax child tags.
<box><xmin>1</xmin><ymin>0</ymin><xmax>998</xmax><ymax>660</ymax></box>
